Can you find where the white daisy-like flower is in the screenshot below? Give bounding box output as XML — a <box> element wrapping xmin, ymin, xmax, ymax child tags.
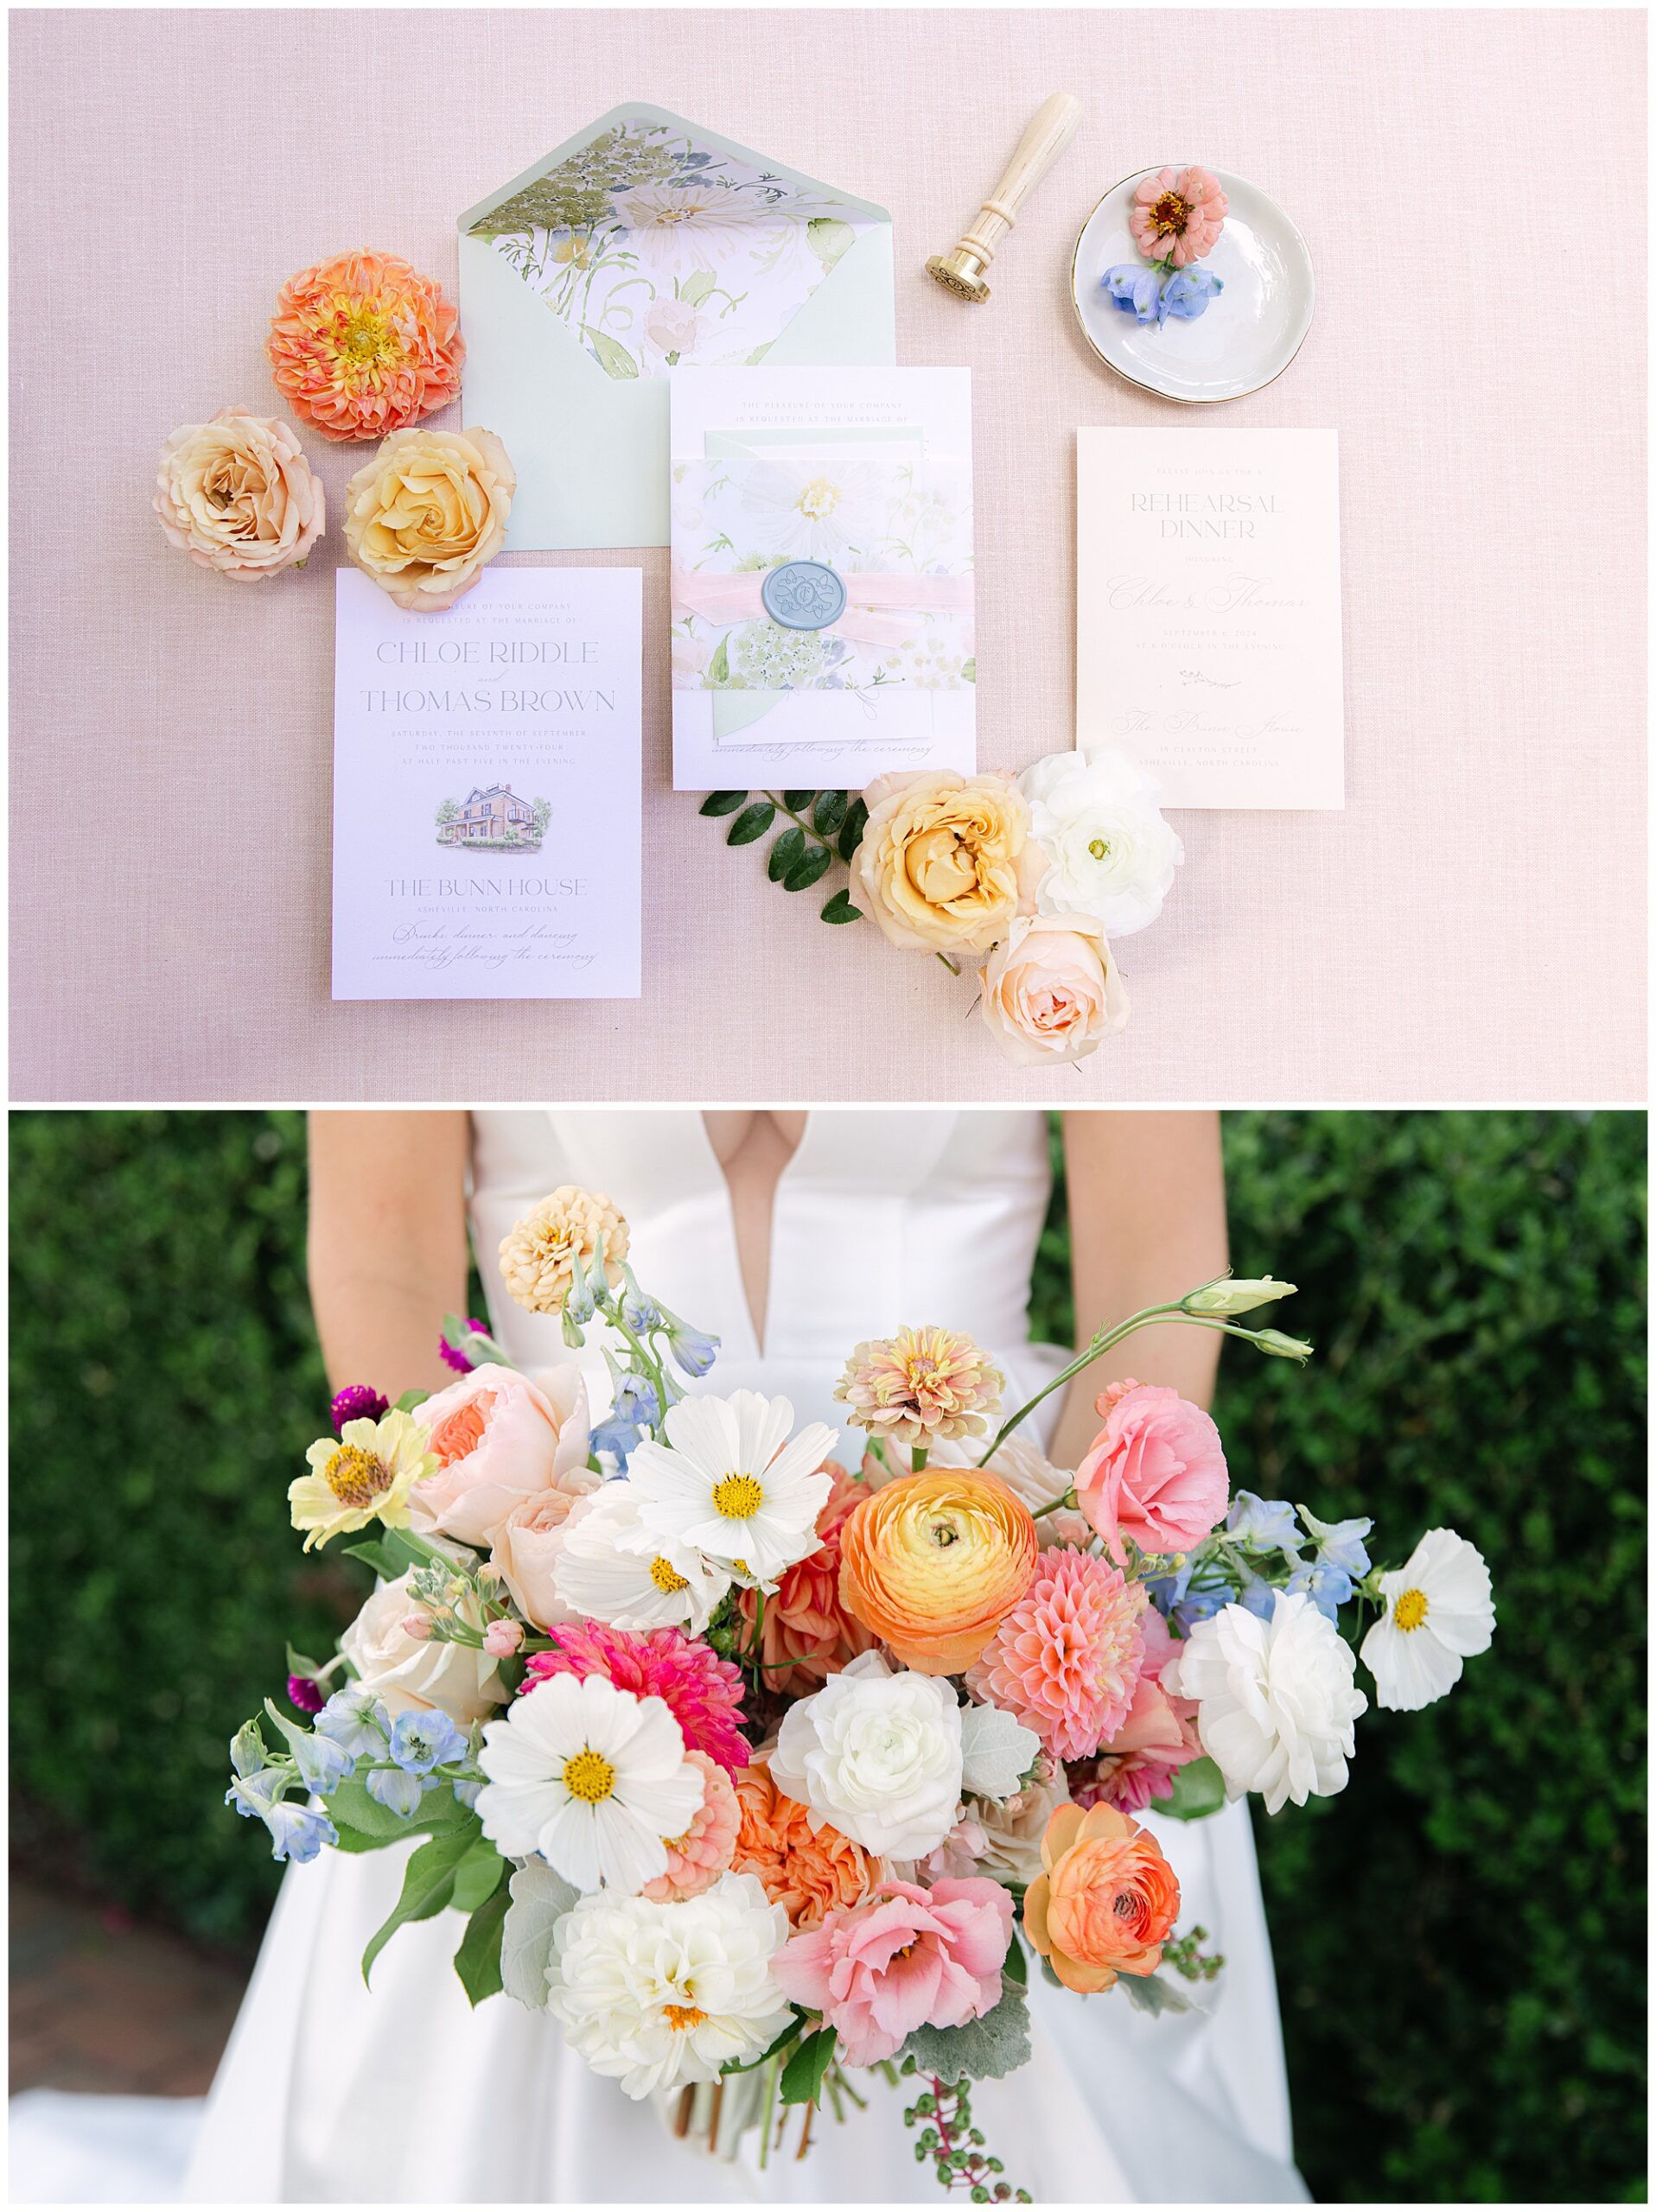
<box><xmin>731</xmin><ymin>452</ymin><xmax>885</xmax><ymax>563</ymax></box>
<box><xmin>1360</xmin><ymin>1529</ymin><xmax>1494</xmax><ymax>1711</ymax></box>
<box><xmin>545</xmin><ymin>1872</ymin><xmax>793</xmax><ymax>2099</ymax></box>
<box><xmin>475</xmin><ymin>1672</ymin><xmax>704</xmax><ymax>1895</ymax></box>
<box><xmin>1017</xmin><ymin>746</ymin><xmax>1185</xmax><ymax>939</ymax></box>
<box><xmin>624</xmin><ymin>1389</ymin><xmax>836</xmax><ymax>1586</ymax></box>
<box><xmin>1162</xmin><ymin>1590</ymin><xmax>1368</xmax><ymax>1815</ymax></box>
<box><xmin>551</xmin><ymin>1481</ymin><xmax>732</xmax><ymax>1634</ymax></box>
<box><xmin>608</xmin><ymin>185</ymin><xmax>755</xmax><ymax>273</ymax></box>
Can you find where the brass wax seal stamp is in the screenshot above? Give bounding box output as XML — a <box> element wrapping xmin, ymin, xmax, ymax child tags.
<box><xmin>926</xmin><ymin>93</ymin><xmax>1082</xmax><ymax>302</ymax></box>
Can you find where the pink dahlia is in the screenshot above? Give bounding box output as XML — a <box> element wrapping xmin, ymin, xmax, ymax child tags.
<box><xmin>966</xmin><ymin>1547</ymin><xmax>1148</xmax><ymax>1762</ymax></box>
<box><xmin>1129</xmin><ymin>166</ymin><xmax>1228</xmax><ymax>268</ymax></box>
<box><xmin>640</xmin><ymin>1751</ymin><xmax>740</xmax><ymax>1902</ymax></box>
<box><xmin>526</xmin><ymin>1621</ymin><xmax>750</xmax><ymax>1775</ymax></box>
<box><xmin>1070</xmin><ymin>1607</ymin><xmax>1203</xmax><ymax>1812</ymax></box>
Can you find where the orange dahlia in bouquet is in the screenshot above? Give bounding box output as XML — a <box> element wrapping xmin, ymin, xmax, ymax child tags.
<box><xmin>226</xmin><ymin>1219</ymin><xmax>1493</xmax><ymax>2196</ymax></box>
<box><xmin>266</xmin><ymin>249</ymin><xmax>464</xmax><ymax>441</ymax></box>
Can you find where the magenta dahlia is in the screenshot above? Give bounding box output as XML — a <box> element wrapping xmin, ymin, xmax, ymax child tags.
<box><xmin>526</xmin><ymin>1621</ymin><xmax>751</xmax><ymax>1775</ymax></box>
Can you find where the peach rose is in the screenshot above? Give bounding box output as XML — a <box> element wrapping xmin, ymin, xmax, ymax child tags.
<box><xmin>851</xmin><ymin>772</ymin><xmax>1035</xmax><ymax>954</ymax></box>
<box><xmin>978</xmin><ymin>912</ymin><xmax>1129</xmax><ymax>1066</ymax></box>
<box><xmin>735</xmin><ymin>1464</ymin><xmax>880</xmax><ymax>1694</ymax></box>
<box><xmin>1022</xmin><ymin>1801</ymin><xmax>1181</xmax><ymax>1994</ymax></box>
<box><xmin>409</xmin><ymin>1363</ymin><xmax>592</xmax><ymax>1548</ymax></box>
<box><xmin>342</xmin><ymin>427</ymin><xmax>514</xmax><ymax>613</ymax></box>
<box><xmin>731</xmin><ymin>1759</ymin><xmax>881</xmax><ymax>1929</ymax></box>
<box><xmin>153</xmin><ymin>407</ymin><xmax>323</xmax><ymax>581</ymax></box>
<box><xmin>487</xmin><ymin>1484</ymin><xmax>585</xmax><ymax>1630</ymax></box>
<box><xmin>838</xmin><ymin>1469</ymin><xmax>1037</xmax><ymax>1675</ymax></box>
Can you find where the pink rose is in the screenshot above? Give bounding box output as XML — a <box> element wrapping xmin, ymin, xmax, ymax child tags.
<box><xmin>1074</xmin><ymin>1380</ymin><xmax>1228</xmax><ymax>1560</ymax></box>
<box><xmin>487</xmin><ymin>1486</ymin><xmax>586</xmax><ymax>1631</ymax></box>
<box><xmin>770</xmin><ymin>1878</ymin><xmax>1012</xmax><ymax>2069</ymax></box>
<box><xmin>408</xmin><ymin>1363</ymin><xmax>591</xmax><ymax>1548</ymax></box>
<box><xmin>978</xmin><ymin>913</ymin><xmax>1129</xmax><ymax>1067</ymax></box>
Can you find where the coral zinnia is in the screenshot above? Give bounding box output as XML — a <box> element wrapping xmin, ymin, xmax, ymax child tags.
<box><xmin>834</xmin><ymin>1325</ymin><xmax>1004</xmax><ymax>1446</ymax></box>
<box><xmin>731</xmin><ymin>1760</ymin><xmax>879</xmax><ymax>1930</ymax></box>
<box><xmin>640</xmin><ymin>1751</ymin><xmax>740</xmax><ymax>1903</ymax></box>
<box><xmin>966</xmin><ymin>1547</ymin><xmax>1148</xmax><ymax>1762</ymax></box>
<box><xmin>1127</xmin><ymin>167</ymin><xmax>1228</xmax><ymax>269</ymax></box>
<box><xmin>527</xmin><ymin>1621</ymin><xmax>750</xmax><ymax>1776</ymax></box>
<box><xmin>735</xmin><ymin>1463</ymin><xmax>879</xmax><ymax>1694</ymax></box>
<box><xmin>266</xmin><ymin>250</ymin><xmax>464</xmax><ymax>442</ymax></box>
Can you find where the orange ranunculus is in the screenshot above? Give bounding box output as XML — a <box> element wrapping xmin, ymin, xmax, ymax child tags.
<box><xmin>837</xmin><ymin>1469</ymin><xmax>1037</xmax><ymax>1676</ymax></box>
<box><xmin>1022</xmin><ymin>1802</ymin><xmax>1180</xmax><ymax>1994</ymax></box>
<box><xmin>735</xmin><ymin>1464</ymin><xmax>879</xmax><ymax>1695</ymax></box>
<box><xmin>730</xmin><ymin>1761</ymin><xmax>879</xmax><ymax>1929</ymax></box>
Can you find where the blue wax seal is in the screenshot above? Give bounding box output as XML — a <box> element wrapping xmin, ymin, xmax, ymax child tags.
<box><xmin>761</xmin><ymin>559</ymin><xmax>848</xmax><ymax>632</ymax></box>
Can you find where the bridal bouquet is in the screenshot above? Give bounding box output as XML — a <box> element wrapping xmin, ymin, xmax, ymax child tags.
<box><xmin>227</xmin><ymin>1186</ymin><xmax>1494</xmax><ymax>2196</ymax></box>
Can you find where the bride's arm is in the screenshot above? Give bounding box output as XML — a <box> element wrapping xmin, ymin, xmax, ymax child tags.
<box><xmin>1048</xmin><ymin>1110</ymin><xmax>1228</xmax><ymax>1469</ymax></box>
<box><xmin>308</xmin><ymin>1111</ymin><xmax>471</xmax><ymax>1395</ymax></box>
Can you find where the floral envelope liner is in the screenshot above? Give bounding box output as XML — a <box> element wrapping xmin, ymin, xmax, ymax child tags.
<box><xmin>466</xmin><ymin>118</ymin><xmax>876</xmax><ymax>380</ymax></box>
<box><xmin>672</xmin><ymin>440</ymin><xmax>974</xmax><ymax>728</ymax></box>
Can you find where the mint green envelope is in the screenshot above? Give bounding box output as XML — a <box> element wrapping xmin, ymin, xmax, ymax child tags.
<box><xmin>456</xmin><ymin>104</ymin><xmax>896</xmax><ymax>551</ymax></box>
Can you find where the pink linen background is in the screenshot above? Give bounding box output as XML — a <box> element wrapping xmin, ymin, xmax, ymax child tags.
<box><xmin>8</xmin><ymin>7</ymin><xmax>1646</xmax><ymax>1103</ymax></box>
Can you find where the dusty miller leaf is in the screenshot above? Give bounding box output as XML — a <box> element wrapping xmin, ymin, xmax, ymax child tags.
<box><xmin>899</xmin><ymin>1984</ymin><xmax>1031</xmax><ymax>2082</ymax></box>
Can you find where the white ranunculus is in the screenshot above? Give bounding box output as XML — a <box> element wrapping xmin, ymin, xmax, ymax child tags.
<box><xmin>1017</xmin><ymin>746</ymin><xmax>1184</xmax><ymax>938</ymax></box>
<box><xmin>340</xmin><ymin>1571</ymin><xmax>506</xmax><ymax>1725</ymax></box>
<box><xmin>770</xmin><ymin>1650</ymin><xmax>964</xmax><ymax>1858</ymax></box>
<box><xmin>1163</xmin><ymin>1591</ymin><xmax>1367</xmax><ymax>1815</ymax></box>
<box><xmin>1360</xmin><ymin>1529</ymin><xmax>1494</xmax><ymax>1711</ymax></box>
<box><xmin>545</xmin><ymin>1872</ymin><xmax>793</xmax><ymax>2099</ymax></box>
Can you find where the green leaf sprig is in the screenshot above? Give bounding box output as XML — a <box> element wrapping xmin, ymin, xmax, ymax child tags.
<box><xmin>699</xmin><ymin>788</ymin><xmax>869</xmax><ymax>925</ymax></box>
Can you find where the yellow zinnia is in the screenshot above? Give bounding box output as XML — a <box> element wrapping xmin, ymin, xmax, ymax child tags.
<box><xmin>288</xmin><ymin>1408</ymin><xmax>436</xmax><ymax>1553</ymax></box>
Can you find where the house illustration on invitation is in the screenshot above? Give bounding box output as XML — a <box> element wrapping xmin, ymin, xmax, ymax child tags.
<box><xmin>435</xmin><ymin>784</ymin><xmax>549</xmax><ymax>851</ymax></box>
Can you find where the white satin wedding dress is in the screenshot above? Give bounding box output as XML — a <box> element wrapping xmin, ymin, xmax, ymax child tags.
<box><xmin>185</xmin><ymin>1109</ymin><xmax>1306</xmax><ymax>2205</ymax></box>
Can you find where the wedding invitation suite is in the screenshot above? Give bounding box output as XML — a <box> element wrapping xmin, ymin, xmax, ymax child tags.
<box><xmin>331</xmin><ymin>568</ymin><xmax>641</xmax><ymax>1000</ymax></box>
<box><xmin>1075</xmin><ymin>429</ymin><xmax>1344</xmax><ymax>810</ymax></box>
<box><xmin>669</xmin><ymin>367</ymin><xmax>976</xmax><ymax>790</ymax></box>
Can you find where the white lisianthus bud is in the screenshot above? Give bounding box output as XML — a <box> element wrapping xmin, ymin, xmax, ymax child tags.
<box><xmin>1253</xmin><ymin>1330</ymin><xmax>1315</xmax><ymax>1363</ymax></box>
<box><xmin>1183</xmin><ymin>1276</ymin><xmax>1298</xmax><ymax>1318</ymax></box>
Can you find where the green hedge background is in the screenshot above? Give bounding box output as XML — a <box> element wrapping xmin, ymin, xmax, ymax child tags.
<box><xmin>9</xmin><ymin>1109</ymin><xmax>1646</xmax><ymax>2201</ymax></box>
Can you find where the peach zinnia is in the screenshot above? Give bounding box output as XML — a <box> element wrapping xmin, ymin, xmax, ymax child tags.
<box><xmin>731</xmin><ymin>1761</ymin><xmax>878</xmax><ymax>1929</ymax></box>
<box><xmin>834</xmin><ymin>1326</ymin><xmax>1004</xmax><ymax>1447</ymax></box>
<box><xmin>1023</xmin><ymin>1802</ymin><xmax>1180</xmax><ymax>1994</ymax></box>
<box><xmin>838</xmin><ymin>1469</ymin><xmax>1037</xmax><ymax>1675</ymax></box>
<box><xmin>1128</xmin><ymin>166</ymin><xmax>1228</xmax><ymax>269</ymax></box>
<box><xmin>266</xmin><ymin>249</ymin><xmax>464</xmax><ymax>442</ymax></box>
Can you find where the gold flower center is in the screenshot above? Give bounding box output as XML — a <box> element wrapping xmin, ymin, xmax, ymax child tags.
<box><xmin>1089</xmin><ymin>836</ymin><xmax>1111</xmax><ymax>860</ymax></box>
<box><xmin>650</xmin><ymin>1556</ymin><xmax>690</xmax><ymax>1594</ymax></box>
<box><xmin>1150</xmin><ymin>191</ymin><xmax>1191</xmax><ymax>238</ymax></box>
<box><xmin>928</xmin><ymin>1516</ymin><xmax>962</xmax><ymax>1549</ymax></box>
<box><xmin>712</xmin><ymin>1474</ymin><xmax>765</xmax><ymax>1520</ymax></box>
<box><xmin>1393</xmin><ymin>1587</ymin><xmax>1430</xmax><ymax>1631</ymax></box>
<box><xmin>662</xmin><ymin>2002</ymin><xmax>708</xmax><ymax>2030</ymax></box>
<box><xmin>323</xmin><ymin>1445</ymin><xmax>392</xmax><ymax>1509</ymax></box>
<box><xmin>796</xmin><ymin>477</ymin><xmax>840</xmax><ymax>520</ymax></box>
<box><xmin>563</xmin><ymin>1747</ymin><xmax>617</xmax><ymax>1803</ymax></box>
<box><xmin>334</xmin><ymin>307</ymin><xmax>401</xmax><ymax>370</ymax></box>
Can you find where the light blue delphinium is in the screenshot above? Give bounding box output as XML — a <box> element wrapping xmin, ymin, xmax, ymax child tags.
<box><xmin>1286</xmin><ymin>1558</ymin><xmax>1354</xmax><ymax>1623</ymax></box>
<box><xmin>1226</xmin><ymin>1492</ymin><xmax>1304</xmax><ymax>1554</ymax></box>
<box><xmin>1234</xmin><ymin>1564</ymin><xmax>1283</xmax><ymax>1622</ymax></box>
<box><xmin>604</xmin><ymin>1353</ymin><xmax>660</xmax><ymax>1433</ymax></box>
<box><xmin>388</xmin><ymin>1708</ymin><xmax>467</xmax><ymax>1776</ymax></box>
<box><xmin>263</xmin><ymin>1801</ymin><xmax>339</xmax><ymax>1864</ymax></box>
<box><xmin>1300</xmin><ymin>1506</ymin><xmax>1373</xmax><ymax>1580</ymax></box>
<box><xmin>366</xmin><ymin>1764</ymin><xmax>436</xmax><ymax>1819</ymax></box>
<box><xmin>226</xmin><ymin>1767</ymin><xmax>290</xmax><ymax>1822</ymax></box>
<box><xmin>1160</xmin><ymin>268</ymin><xmax>1224</xmax><ymax>321</ymax></box>
<box><xmin>290</xmin><ymin>1726</ymin><xmax>355</xmax><ymax>1796</ymax></box>
<box><xmin>228</xmin><ymin>1720</ymin><xmax>267</xmax><ymax>1780</ymax></box>
<box><xmin>315</xmin><ymin>1686</ymin><xmax>391</xmax><ymax>1758</ymax></box>
<box><xmin>1143</xmin><ymin>1556</ymin><xmax>1231</xmax><ymax>1636</ymax></box>
<box><xmin>451</xmin><ymin>1776</ymin><xmax>484</xmax><ymax>1810</ymax></box>
<box><xmin>619</xmin><ymin>1264</ymin><xmax>666</xmax><ymax>1337</ymax></box>
<box><xmin>661</xmin><ymin>1305</ymin><xmax>720</xmax><ymax>1380</ymax></box>
<box><xmin>1102</xmin><ymin>264</ymin><xmax>1165</xmax><ymax>326</ymax></box>
<box><xmin>591</xmin><ymin>1414</ymin><xmax>644</xmax><ymax>1469</ymax></box>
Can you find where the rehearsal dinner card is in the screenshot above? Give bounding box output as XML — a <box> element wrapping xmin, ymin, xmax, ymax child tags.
<box><xmin>670</xmin><ymin>366</ymin><xmax>975</xmax><ymax>791</ymax></box>
<box><xmin>1075</xmin><ymin>429</ymin><xmax>1344</xmax><ymax>810</ymax></box>
<box><xmin>331</xmin><ymin>568</ymin><xmax>641</xmax><ymax>1000</ymax></box>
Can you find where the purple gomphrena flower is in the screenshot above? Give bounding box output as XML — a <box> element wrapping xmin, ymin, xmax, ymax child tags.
<box><xmin>330</xmin><ymin>1383</ymin><xmax>389</xmax><ymax>1433</ymax></box>
<box><xmin>287</xmin><ymin>1674</ymin><xmax>327</xmax><ymax>1715</ymax></box>
<box><xmin>439</xmin><ymin>1319</ymin><xmax>491</xmax><ymax>1375</ymax></box>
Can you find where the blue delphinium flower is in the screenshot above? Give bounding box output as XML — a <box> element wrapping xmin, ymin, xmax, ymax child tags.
<box><xmin>264</xmin><ymin>1801</ymin><xmax>339</xmax><ymax>1864</ymax></box>
<box><xmin>388</xmin><ymin>1709</ymin><xmax>466</xmax><ymax>1776</ymax></box>
<box><xmin>1226</xmin><ymin>1492</ymin><xmax>1304</xmax><ymax>1553</ymax></box>
<box><xmin>366</xmin><ymin>1765</ymin><xmax>436</xmax><ymax>1818</ymax></box>
<box><xmin>620</xmin><ymin>1263</ymin><xmax>666</xmax><ymax>1337</ymax></box>
<box><xmin>1286</xmin><ymin>1558</ymin><xmax>1354</xmax><ymax>1622</ymax></box>
<box><xmin>1301</xmin><ymin>1507</ymin><xmax>1373</xmax><ymax>1580</ymax></box>
<box><xmin>1161</xmin><ymin>268</ymin><xmax>1224</xmax><ymax>321</ymax></box>
<box><xmin>1102</xmin><ymin>264</ymin><xmax>1165</xmax><ymax>325</ymax></box>
<box><xmin>608</xmin><ymin>1365</ymin><xmax>660</xmax><ymax>1432</ymax></box>
<box><xmin>1143</xmin><ymin>1557</ymin><xmax>1230</xmax><ymax>1636</ymax></box>
<box><xmin>315</xmin><ymin>1687</ymin><xmax>391</xmax><ymax>1758</ymax></box>
<box><xmin>1234</xmin><ymin>1564</ymin><xmax>1282</xmax><ymax>1621</ymax></box>
<box><xmin>591</xmin><ymin>1414</ymin><xmax>643</xmax><ymax>1469</ymax></box>
<box><xmin>226</xmin><ymin>1767</ymin><xmax>290</xmax><ymax>1822</ymax></box>
<box><xmin>451</xmin><ymin>1776</ymin><xmax>483</xmax><ymax>1810</ymax></box>
<box><xmin>660</xmin><ymin>1305</ymin><xmax>720</xmax><ymax>1380</ymax></box>
<box><xmin>290</xmin><ymin>1726</ymin><xmax>355</xmax><ymax>1796</ymax></box>
<box><xmin>228</xmin><ymin>1720</ymin><xmax>267</xmax><ymax>1780</ymax></box>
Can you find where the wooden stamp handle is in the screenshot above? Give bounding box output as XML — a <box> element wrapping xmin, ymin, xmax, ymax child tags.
<box><xmin>957</xmin><ymin>93</ymin><xmax>1082</xmax><ymax>265</ymax></box>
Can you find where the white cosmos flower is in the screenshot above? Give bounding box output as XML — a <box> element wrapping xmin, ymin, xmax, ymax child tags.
<box><xmin>1017</xmin><ymin>746</ymin><xmax>1184</xmax><ymax>938</ymax></box>
<box><xmin>1163</xmin><ymin>1590</ymin><xmax>1367</xmax><ymax>1815</ymax></box>
<box><xmin>1360</xmin><ymin>1529</ymin><xmax>1494</xmax><ymax>1711</ymax></box>
<box><xmin>771</xmin><ymin>1650</ymin><xmax>964</xmax><ymax>1858</ymax></box>
<box><xmin>551</xmin><ymin>1482</ymin><xmax>732</xmax><ymax>1634</ymax></box>
<box><xmin>475</xmin><ymin>1672</ymin><xmax>704</xmax><ymax>1895</ymax></box>
<box><xmin>545</xmin><ymin>1872</ymin><xmax>793</xmax><ymax>2099</ymax></box>
<box><xmin>733</xmin><ymin>451</ymin><xmax>885</xmax><ymax>563</ymax></box>
<box><xmin>624</xmin><ymin>1390</ymin><xmax>836</xmax><ymax>1586</ymax></box>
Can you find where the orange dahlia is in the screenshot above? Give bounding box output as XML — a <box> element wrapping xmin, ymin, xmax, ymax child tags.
<box><xmin>266</xmin><ymin>250</ymin><xmax>463</xmax><ymax>442</ymax></box>
<box><xmin>731</xmin><ymin>1761</ymin><xmax>879</xmax><ymax>1929</ymax></box>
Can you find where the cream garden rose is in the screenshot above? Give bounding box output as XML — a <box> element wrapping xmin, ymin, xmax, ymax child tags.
<box><xmin>342</xmin><ymin>426</ymin><xmax>515</xmax><ymax>613</ymax></box>
<box><xmin>153</xmin><ymin>405</ymin><xmax>323</xmax><ymax>581</ymax></box>
<box><xmin>851</xmin><ymin>771</ymin><xmax>1035</xmax><ymax>954</ymax></box>
<box><xmin>339</xmin><ymin>1571</ymin><xmax>506</xmax><ymax>1725</ymax></box>
<box><xmin>978</xmin><ymin>912</ymin><xmax>1130</xmax><ymax>1066</ymax></box>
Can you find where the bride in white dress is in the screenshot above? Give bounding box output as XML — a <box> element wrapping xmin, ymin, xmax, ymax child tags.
<box><xmin>186</xmin><ymin>1108</ymin><xmax>1306</xmax><ymax>2205</ymax></box>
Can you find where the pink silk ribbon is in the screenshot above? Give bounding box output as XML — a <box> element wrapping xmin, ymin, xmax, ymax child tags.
<box><xmin>670</xmin><ymin>564</ymin><xmax>973</xmax><ymax>650</ymax></box>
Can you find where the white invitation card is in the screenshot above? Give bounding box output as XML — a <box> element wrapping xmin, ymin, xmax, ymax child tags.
<box><xmin>331</xmin><ymin>568</ymin><xmax>641</xmax><ymax>999</ymax></box>
<box><xmin>1075</xmin><ymin>429</ymin><xmax>1344</xmax><ymax>810</ymax></box>
<box><xmin>670</xmin><ymin>367</ymin><xmax>975</xmax><ymax>790</ymax></box>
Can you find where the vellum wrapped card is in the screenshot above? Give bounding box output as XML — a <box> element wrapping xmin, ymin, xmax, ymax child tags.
<box><xmin>670</xmin><ymin>367</ymin><xmax>976</xmax><ymax>790</ymax></box>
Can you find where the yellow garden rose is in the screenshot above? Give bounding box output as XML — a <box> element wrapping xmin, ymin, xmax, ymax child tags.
<box><xmin>342</xmin><ymin>426</ymin><xmax>515</xmax><ymax>613</ymax></box>
<box><xmin>851</xmin><ymin>772</ymin><xmax>1035</xmax><ymax>954</ymax></box>
<box><xmin>838</xmin><ymin>1468</ymin><xmax>1038</xmax><ymax>1675</ymax></box>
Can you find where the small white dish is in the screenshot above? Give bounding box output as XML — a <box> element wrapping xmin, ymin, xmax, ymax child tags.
<box><xmin>1071</xmin><ymin>167</ymin><xmax>1315</xmax><ymax>404</ymax></box>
